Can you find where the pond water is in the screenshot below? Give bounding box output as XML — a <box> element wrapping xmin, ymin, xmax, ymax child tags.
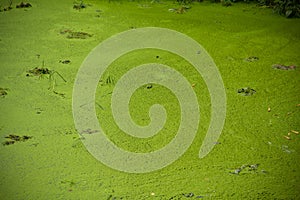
<box><xmin>0</xmin><ymin>0</ymin><xmax>299</xmax><ymax>199</ymax></box>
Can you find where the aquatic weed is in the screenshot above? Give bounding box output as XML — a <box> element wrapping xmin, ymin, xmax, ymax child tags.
<box><xmin>0</xmin><ymin>0</ymin><xmax>12</xmax><ymax>12</ymax></box>
<box><xmin>26</xmin><ymin>60</ymin><xmax>67</xmax><ymax>91</ymax></box>
<box><xmin>60</xmin><ymin>29</ymin><xmax>92</xmax><ymax>39</ymax></box>
<box><xmin>73</xmin><ymin>0</ymin><xmax>86</xmax><ymax>10</ymax></box>
<box><xmin>3</xmin><ymin>134</ymin><xmax>32</xmax><ymax>146</ymax></box>
<box><xmin>0</xmin><ymin>87</ymin><xmax>9</xmax><ymax>98</ymax></box>
<box><xmin>16</xmin><ymin>1</ymin><xmax>32</xmax><ymax>8</ymax></box>
<box><xmin>237</xmin><ymin>87</ymin><xmax>256</xmax><ymax>96</ymax></box>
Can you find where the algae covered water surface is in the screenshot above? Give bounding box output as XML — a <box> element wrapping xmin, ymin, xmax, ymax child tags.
<box><xmin>0</xmin><ymin>0</ymin><xmax>300</xmax><ymax>199</ymax></box>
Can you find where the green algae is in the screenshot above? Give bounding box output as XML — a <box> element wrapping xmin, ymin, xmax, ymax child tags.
<box><xmin>0</xmin><ymin>0</ymin><xmax>299</xmax><ymax>199</ymax></box>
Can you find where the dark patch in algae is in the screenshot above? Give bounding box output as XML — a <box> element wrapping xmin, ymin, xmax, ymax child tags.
<box><xmin>3</xmin><ymin>134</ymin><xmax>32</xmax><ymax>146</ymax></box>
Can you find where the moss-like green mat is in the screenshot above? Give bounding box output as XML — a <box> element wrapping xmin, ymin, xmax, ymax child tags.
<box><xmin>0</xmin><ymin>0</ymin><xmax>299</xmax><ymax>199</ymax></box>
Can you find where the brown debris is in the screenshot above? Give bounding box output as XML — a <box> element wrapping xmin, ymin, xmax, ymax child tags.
<box><xmin>3</xmin><ymin>134</ymin><xmax>32</xmax><ymax>146</ymax></box>
<box><xmin>16</xmin><ymin>2</ymin><xmax>32</xmax><ymax>8</ymax></box>
<box><xmin>283</xmin><ymin>135</ymin><xmax>291</xmax><ymax>140</ymax></box>
<box><xmin>272</xmin><ymin>64</ymin><xmax>296</xmax><ymax>70</ymax></box>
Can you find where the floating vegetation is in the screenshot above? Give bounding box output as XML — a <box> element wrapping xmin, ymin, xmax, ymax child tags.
<box><xmin>60</xmin><ymin>29</ymin><xmax>92</xmax><ymax>39</ymax></box>
<box><xmin>3</xmin><ymin>134</ymin><xmax>32</xmax><ymax>146</ymax></box>
<box><xmin>59</xmin><ymin>59</ymin><xmax>71</xmax><ymax>64</ymax></box>
<box><xmin>272</xmin><ymin>64</ymin><xmax>296</xmax><ymax>70</ymax></box>
<box><xmin>229</xmin><ymin>164</ymin><xmax>264</xmax><ymax>175</ymax></box>
<box><xmin>0</xmin><ymin>0</ymin><xmax>12</xmax><ymax>12</ymax></box>
<box><xmin>26</xmin><ymin>66</ymin><xmax>51</xmax><ymax>77</ymax></box>
<box><xmin>73</xmin><ymin>0</ymin><xmax>87</xmax><ymax>10</ymax></box>
<box><xmin>67</xmin><ymin>31</ymin><xmax>92</xmax><ymax>39</ymax></box>
<box><xmin>99</xmin><ymin>75</ymin><xmax>115</xmax><ymax>86</ymax></box>
<box><xmin>105</xmin><ymin>75</ymin><xmax>115</xmax><ymax>85</ymax></box>
<box><xmin>183</xmin><ymin>192</ymin><xmax>195</xmax><ymax>198</ymax></box>
<box><xmin>16</xmin><ymin>2</ymin><xmax>32</xmax><ymax>8</ymax></box>
<box><xmin>26</xmin><ymin>61</ymin><xmax>67</xmax><ymax>90</ymax></box>
<box><xmin>244</xmin><ymin>56</ymin><xmax>259</xmax><ymax>62</ymax></box>
<box><xmin>146</xmin><ymin>84</ymin><xmax>153</xmax><ymax>89</ymax></box>
<box><xmin>237</xmin><ymin>87</ymin><xmax>256</xmax><ymax>96</ymax></box>
<box><xmin>26</xmin><ymin>67</ymin><xmax>66</xmax><ymax>84</ymax></box>
<box><xmin>0</xmin><ymin>1</ymin><xmax>32</xmax><ymax>11</ymax></box>
<box><xmin>0</xmin><ymin>87</ymin><xmax>9</xmax><ymax>98</ymax></box>
<box><xmin>168</xmin><ymin>5</ymin><xmax>190</xmax><ymax>14</ymax></box>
